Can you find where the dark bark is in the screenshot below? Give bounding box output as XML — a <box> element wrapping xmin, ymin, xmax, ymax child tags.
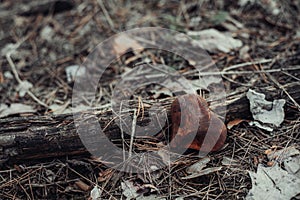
<box><xmin>0</xmin><ymin>84</ymin><xmax>299</xmax><ymax>165</ymax></box>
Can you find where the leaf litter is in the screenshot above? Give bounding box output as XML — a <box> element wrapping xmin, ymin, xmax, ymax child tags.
<box><xmin>247</xmin><ymin>147</ymin><xmax>300</xmax><ymax>199</ymax></box>
<box><xmin>0</xmin><ymin>0</ymin><xmax>299</xmax><ymax>199</ymax></box>
<box><xmin>246</xmin><ymin>89</ymin><xmax>286</xmax><ymax>131</ymax></box>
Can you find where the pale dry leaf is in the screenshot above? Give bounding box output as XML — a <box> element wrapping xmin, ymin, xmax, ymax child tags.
<box><xmin>157</xmin><ymin>148</ymin><xmax>171</xmax><ymax>166</ymax></box>
<box><xmin>267</xmin><ymin>146</ymin><xmax>300</xmax><ymax>161</ymax></box>
<box><xmin>239</xmin><ymin>45</ymin><xmax>250</xmax><ymax>60</ymax></box>
<box><xmin>90</xmin><ymin>186</ymin><xmax>102</xmax><ymax>200</ymax></box>
<box><xmin>0</xmin><ymin>103</ymin><xmax>36</xmax><ymax>118</ymax></box>
<box><xmin>118</xmin><ymin>64</ymin><xmax>195</xmax><ymax>95</ymax></box>
<box><xmin>249</xmin><ymin>121</ymin><xmax>273</xmax><ymax>132</ymax></box>
<box><xmin>45</xmin><ymin>169</ymin><xmax>55</xmax><ymax>182</ymax></box>
<box><xmin>238</xmin><ymin>0</ymin><xmax>255</xmax><ymax>6</ymax></box>
<box><xmin>191</xmin><ymin>76</ymin><xmax>221</xmax><ymax>91</ymax></box>
<box><xmin>150</xmin><ymin>88</ymin><xmax>173</xmax><ymax>98</ymax></box>
<box><xmin>221</xmin><ymin>157</ymin><xmax>239</xmax><ymax>166</ymax></box>
<box><xmin>121</xmin><ymin>180</ymin><xmax>139</xmax><ymax>200</ymax></box>
<box><xmin>1</xmin><ymin>43</ymin><xmax>19</xmax><ymax>56</ymax></box>
<box><xmin>246</xmin><ymin>163</ymin><xmax>300</xmax><ymax>200</ymax></box>
<box><xmin>182</xmin><ymin>166</ymin><xmax>222</xmax><ymax>180</ymax></box>
<box><xmin>186</xmin><ymin>157</ymin><xmax>211</xmax><ymax>174</ymax></box>
<box><xmin>40</xmin><ymin>25</ymin><xmax>54</xmax><ymax>41</ymax></box>
<box><xmin>188</xmin><ymin>28</ymin><xmax>242</xmax><ymax>53</ymax></box>
<box><xmin>113</xmin><ymin>34</ymin><xmax>144</xmax><ymax>56</ymax></box>
<box><xmin>4</xmin><ymin>71</ymin><xmax>13</xmax><ymax>79</ymax></box>
<box><xmin>121</xmin><ymin>181</ymin><xmax>161</xmax><ymax>200</ymax></box>
<box><xmin>17</xmin><ymin>80</ymin><xmax>33</xmax><ymax>97</ymax></box>
<box><xmin>65</xmin><ymin>65</ymin><xmax>86</xmax><ymax>83</ymax></box>
<box><xmin>284</xmin><ymin>155</ymin><xmax>300</xmax><ymax>178</ymax></box>
<box><xmin>246</xmin><ymin>89</ymin><xmax>286</xmax><ymax>131</ymax></box>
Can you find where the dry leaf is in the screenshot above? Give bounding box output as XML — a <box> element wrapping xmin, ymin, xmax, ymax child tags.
<box><xmin>266</xmin><ymin>146</ymin><xmax>300</xmax><ymax>161</ymax></box>
<box><xmin>75</xmin><ymin>180</ymin><xmax>90</xmax><ymax>191</ymax></box>
<box><xmin>98</xmin><ymin>169</ymin><xmax>113</xmax><ymax>182</ymax></box>
<box><xmin>65</xmin><ymin>65</ymin><xmax>86</xmax><ymax>83</ymax></box>
<box><xmin>186</xmin><ymin>157</ymin><xmax>211</xmax><ymax>174</ymax></box>
<box><xmin>246</xmin><ymin>89</ymin><xmax>286</xmax><ymax>131</ymax></box>
<box><xmin>188</xmin><ymin>28</ymin><xmax>242</xmax><ymax>53</ymax></box>
<box><xmin>121</xmin><ymin>180</ymin><xmax>162</xmax><ymax>200</ymax></box>
<box><xmin>16</xmin><ymin>80</ymin><xmax>33</xmax><ymax>97</ymax></box>
<box><xmin>90</xmin><ymin>186</ymin><xmax>102</xmax><ymax>200</ymax></box>
<box><xmin>221</xmin><ymin>157</ymin><xmax>239</xmax><ymax>166</ymax></box>
<box><xmin>113</xmin><ymin>34</ymin><xmax>144</xmax><ymax>56</ymax></box>
<box><xmin>227</xmin><ymin>119</ymin><xmax>247</xmax><ymax>129</ymax></box>
<box><xmin>246</xmin><ymin>163</ymin><xmax>300</xmax><ymax>200</ymax></box>
<box><xmin>182</xmin><ymin>166</ymin><xmax>222</xmax><ymax>180</ymax></box>
<box><xmin>285</xmin><ymin>155</ymin><xmax>300</xmax><ymax>177</ymax></box>
<box><xmin>121</xmin><ymin>180</ymin><xmax>140</xmax><ymax>200</ymax></box>
<box><xmin>0</xmin><ymin>103</ymin><xmax>36</xmax><ymax>118</ymax></box>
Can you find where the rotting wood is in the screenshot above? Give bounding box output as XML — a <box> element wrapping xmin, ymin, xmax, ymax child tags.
<box><xmin>0</xmin><ymin>84</ymin><xmax>299</xmax><ymax>165</ymax></box>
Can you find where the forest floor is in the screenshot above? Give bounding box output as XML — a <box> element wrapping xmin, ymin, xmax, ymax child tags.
<box><xmin>0</xmin><ymin>0</ymin><xmax>299</xmax><ymax>199</ymax></box>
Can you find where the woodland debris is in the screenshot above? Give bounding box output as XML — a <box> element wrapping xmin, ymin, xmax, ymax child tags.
<box><xmin>265</xmin><ymin>146</ymin><xmax>300</xmax><ymax>162</ymax></box>
<box><xmin>187</xmin><ymin>28</ymin><xmax>242</xmax><ymax>53</ymax></box>
<box><xmin>246</xmin><ymin>89</ymin><xmax>285</xmax><ymax>131</ymax></box>
<box><xmin>0</xmin><ymin>103</ymin><xmax>36</xmax><ymax>118</ymax></box>
<box><xmin>65</xmin><ymin>65</ymin><xmax>86</xmax><ymax>83</ymax></box>
<box><xmin>246</xmin><ymin>163</ymin><xmax>300</xmax><ymax>200</ymax></box>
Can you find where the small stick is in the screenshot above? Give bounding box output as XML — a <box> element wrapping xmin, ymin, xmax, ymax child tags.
<box><xmin>97</xmin><ymin>0</ymin><xmax>115</xmax><ymax>31</ymax></box>
<box><xmin>6</xmin><ymin>53</ymin><xmax>49</xmax><ymax>108</ymax></box>
<box><xmin>266</xmin><ymin>72</ymin><xmax>300</xmax><ymax>111</ymax></box>
<box><xmin>128</xmin><ymin>109</ymin><xmax>137</xmax><ymax>158</ymax></box>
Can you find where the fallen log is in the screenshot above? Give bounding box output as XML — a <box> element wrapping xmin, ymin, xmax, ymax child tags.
<box><xmin>0</xmin><ymin>84</ymin><xmax>299</xmax><ymax>165</ymax></box>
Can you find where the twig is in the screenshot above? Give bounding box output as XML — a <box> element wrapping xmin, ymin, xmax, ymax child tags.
<box><xmin>67</xmin><ymin>166</ymin><xmax>116</xmax><ymax>199</ymax></box>
<box><xmin>261</xmin><ymin>55</ymin><xmax>300</xmax><ymax>110</ymax></box>
<box><xmin>112</xmin><ymin>100</ymin><xmax>127</xmax><ymax>161</ymax></box>
<box><xmin>223</xmin><ymin>59</ymin><xmax>273</xmax><ymax>72</ymax></box>
<box><xmin>18</xmin><ymin>181</ymin><xmax>32</xmax><ymax>200</ymax></box>
<box><xmin>183</xmin><ymin>65</ymin><xmax>300</xmax><ymax>76</ymax></box>
<box><xmin>6</xmin><ymin>54</ymin><xmax>22</xmax><ymax>83</ymax></box>
<box><xmin>6</xmin><ymin>53</ymin><xmax>49</xmax><ymax>108</ymax></box>
<box><xmin>97</xmin><ymin>0</ymin><xmax>115</xmax><ymax>31</ymax></box>
<box><xmin>137</xmin><ymin>96</ymin><xmax>141</xmax><ymax>118</ymax></box>
<box><xmin>128</xmin><ymin>109</ymin><xmax>137</xmax><ymax>158</ymax></box>
<box><xmin>266</xmin><ymin>72</ymin><xmax>300</xmax><ymax>111</ymax></box>
<box><xmin>281</xmin><ymin>71</ymin><xmax>300</xmax><ymax>81</ymax></box>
